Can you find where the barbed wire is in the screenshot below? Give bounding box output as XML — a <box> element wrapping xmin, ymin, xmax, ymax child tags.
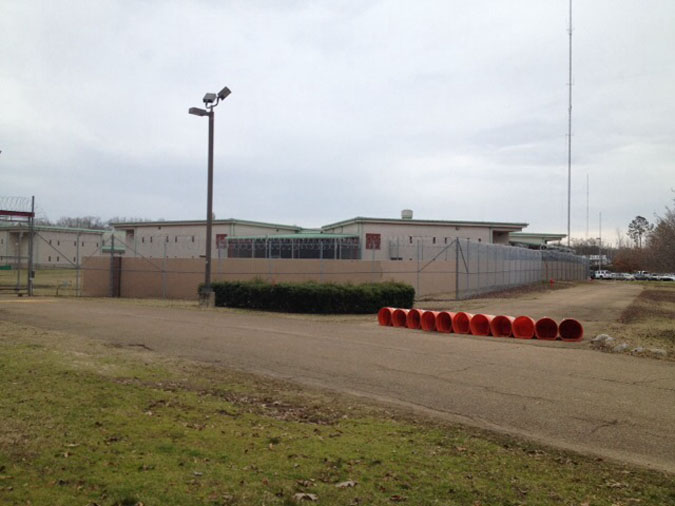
<box><xmin>0</xmin><ymin>196</ymin><xmax>32</xmax><ymax>213</ymax></box>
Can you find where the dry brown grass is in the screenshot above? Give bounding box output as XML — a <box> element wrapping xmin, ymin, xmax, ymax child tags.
<box><xmin>609</xmin><ymin>287</ymin><xmax>675</xmax><ymax>356</ymax></box>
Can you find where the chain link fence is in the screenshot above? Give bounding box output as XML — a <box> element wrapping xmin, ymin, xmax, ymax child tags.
<box><xmin>81</xmin><ymin>235</ymin><xmax>589</xmax><ymax>300</ymax></box>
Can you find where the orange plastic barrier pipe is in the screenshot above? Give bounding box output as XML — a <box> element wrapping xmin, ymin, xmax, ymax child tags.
<box><xmin>436</xmin><ymin>311</ymin><xmax>455</xmax><ymax>333</ymax></box>
<box><xmin>490</xmin><ymin>315</ymin><xmax>515</xmax><ymax>337</ymax></box>
<box><xmin>391</xmin><ymin>309</ymin><xmax>409</xmax><ymax>328</ymax></box>
<box><xmin>469</xmin><ymin>314</ymin><xmax>495</xmax><ymax>336</ymax></box>
<box><xmin>406</xmin><ymin>309</ymin><xmax>424</xmax><ymax>330</ymax></box>
<box><xmin>421</xmin><ymin>311</ymin><xmax>440</xmax><ymax>331</ymax></box>
<box><xmin>535</xmin><ymin>317</ymin><xmax>559</xmax><ymax>340</ymax></box>
<box><xmin>512</xmin><ymin>316</ymin><xmax>536</xmax><ymax>339</ymax></box>
<box><xmin>452</xmin><ymin>312</ymin><xmax>474</xmax><ymax>334</ymax></box>
<box><xmin>377</xmin><ymin>307</ymin><xmax>395</xmax><ymax>326</ymax></box>
<box><xmin>559</xmin><ymin>318</ymin><xmax>584</xmax><ymax>342</ymax></box>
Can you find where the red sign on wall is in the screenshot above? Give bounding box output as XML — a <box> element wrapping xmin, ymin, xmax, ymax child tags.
<box><xmin>365</xmin><ymin>233</ymin><xmax>381</xmax><ymax>250</ymax></box>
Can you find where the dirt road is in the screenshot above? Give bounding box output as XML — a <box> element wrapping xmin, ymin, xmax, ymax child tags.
<box><xmin>2</xmin><ymin>283</ymin><xmax>674</xmax><ymax>473</ymax></box>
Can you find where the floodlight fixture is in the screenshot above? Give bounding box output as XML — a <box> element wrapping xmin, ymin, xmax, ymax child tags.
<box><xmin>217</xmin><ymin>86</ymin><xmax>231</xmax><ymax>101</ymax></box>
<box><xmin>189</xmin><ymin>84</ymin><xmax>231</xmax><ymax>305</ymax></box>
<box><xmin>189</xmin><ymin>107</ymin><xmax>209</xmax><ymax>117</ymax></box>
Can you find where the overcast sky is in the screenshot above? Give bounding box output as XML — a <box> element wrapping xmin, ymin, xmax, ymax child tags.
<box><xmin>2</xmin><ymin>0</ymin><xmax>674</xmax><ymax>241</ymax></box>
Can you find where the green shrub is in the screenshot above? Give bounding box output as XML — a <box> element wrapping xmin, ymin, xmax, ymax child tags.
<box><xmin>205</xmin><ymin>280</ymin><xmax>414</xmax><ymax>314</ymax></box>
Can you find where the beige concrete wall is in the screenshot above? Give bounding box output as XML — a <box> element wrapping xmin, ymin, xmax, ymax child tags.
<box><xmin>82</xmin><ymin>257</ymin><xmax>111</xmax><ymax>296</ymax></box>
<box><xmin>82</xmin><ymin>255</ymin><xmax>586</xmax><ymax>301</ymax></box>
<box><xmin>82</xmin><ymin>257</ymin><xmax>456</xmax><ymax>299</ymax></box>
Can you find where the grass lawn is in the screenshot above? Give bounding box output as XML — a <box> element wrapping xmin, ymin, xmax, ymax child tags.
<box><xmin>1</xmin><ymin>319</ymin><xmax>673</xmax><ymax>505</ymax></box>
<box><xmin>0</xmin><ymin>268</ymin><xmax>78</xmax><ymax>296</ymax></box>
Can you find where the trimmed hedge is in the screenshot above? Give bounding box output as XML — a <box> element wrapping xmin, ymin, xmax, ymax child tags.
<box><xmin>207</xmin><ymin>280</ymin><xmax>415</xmax><ymax>314</ymax></box>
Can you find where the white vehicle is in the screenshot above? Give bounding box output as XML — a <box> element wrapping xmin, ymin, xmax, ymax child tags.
<box><xmin>593</xmin><ymin>270</ymin><xmax>612</xmax><ymax>279</ymax></box>
<box><xmin>658</xmin><ymin>273</ymin><xmax>675</xmax><ymax>281</ymax></box>
<box><xmin>621</xmin><ymin>273</ymin><xmax>636</xmax><ymax>281</ymax></box>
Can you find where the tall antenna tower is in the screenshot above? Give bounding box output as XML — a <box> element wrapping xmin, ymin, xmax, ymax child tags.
<box><xmin>566</xmin><ymin>0</ymin><xmax>573</xmax><ymax>246</ymax></box>
<box><xmin>586</xmin><ymin>173</ymin><xmax>589</xmax><ymax>238</ymax></box>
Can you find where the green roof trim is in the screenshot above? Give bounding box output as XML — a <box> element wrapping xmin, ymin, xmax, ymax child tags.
<box><xmin>509</xmin><ymin>232</ymin><xmax>566</xmax><ymax>246</ymax></box>
<box><xmin>227</xmin><ymin>233</ymin><xmax>359</xmax><ymax>241</ymax></box>
<box><xmin>0</xmin><ymin>223</ymin><xmax>105</xmax><ymax>234</ymax></box>
<box><xmin>322</xmin><ymin>216</ymin><xmax>529</xmax><ymax>230</ymax></box>
<box><xmin>111</xmin><ymin>218</ymin><xmax>302</xmax><ymax>231</ymax></box>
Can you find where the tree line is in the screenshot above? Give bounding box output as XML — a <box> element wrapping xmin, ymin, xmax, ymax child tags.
<box><xmin>35</xmin><ymin>216</ymin><xmax>155</xmax><ymax>230</ymax></box>
<box><xmin>572</xmin><ymin>196</ymin><xmax>675</xmax><ymax>273</ymax></box>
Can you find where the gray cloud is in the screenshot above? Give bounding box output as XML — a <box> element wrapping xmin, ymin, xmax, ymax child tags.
<box><xmin>1</xmin><ymin>0</ymin><xmax>673</xmax><ymax>241</ymax></box>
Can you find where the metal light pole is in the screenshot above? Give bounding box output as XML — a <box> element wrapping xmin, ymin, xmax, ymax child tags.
<box><xmin>189</xmin><ymin>86</ymin><xmax>231</xmax><ymax>305</ymax></box>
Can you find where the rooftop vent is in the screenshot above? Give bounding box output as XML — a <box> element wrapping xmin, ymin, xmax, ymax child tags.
<box><xmin>401</xmin><ymin>209</ymin><xmax>413</xmax><ymax>220</ymax></box>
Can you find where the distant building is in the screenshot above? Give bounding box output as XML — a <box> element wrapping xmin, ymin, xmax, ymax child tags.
<box><xmin>0</xmin><ymin>224</ymin><xmax>105</xmax><ymax>268</ymax></box>
<box><xmin>509</xmin><ymin>232</ymin><xmax>568</xmax><ymax>250</ymax></box>
<box><xmin>112</xmin><ymin>211</ymin><xmax>530</xmax><ymax>261</ymax></box>
<box><xmin>586</xmin><ymin>254</ymin><xmax>611</xmax><ymax>268</ymax></box>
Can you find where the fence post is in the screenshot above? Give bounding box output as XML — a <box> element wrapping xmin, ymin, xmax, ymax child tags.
<box><xmin>162</xmin><ymin>240</ymin><xmax>167</xmax><ymax>299</ymax></box>
<box><xmin>27</xmin><ymin>196</ymin><xmax>35</xmax><ymax>296</ymax></box>
<box><xmin>109</xmin><ymin>233</ymin><xmax>115</xmax><ymax>297</ymax></box>
<box><xmin>76</xmin><ymin>231</ymin><xmax>81</xmax><ymax>296</ymax></box>
<box><xmin>454</xmin><ymin>238</ymin><xmax>459</xmax><ymax>299</ymax></box>
<box><xmin>416</xmin><ymin>239</ymin><xmax>420</xmax><ymax>295</ymax></box>
<box><xmin>477</xmin><ymin>242</ymin><xmax>481</xmax><ymax>292</ymax></box>
<box><xmin>319</xmin><ymin>241</ymin><xmax>324</xmax><ymax>282</ymax></box>
<box><xmin>466</xmin><ymin>238</ymin><xmax>470</xmax><ymax>296</ymax></box>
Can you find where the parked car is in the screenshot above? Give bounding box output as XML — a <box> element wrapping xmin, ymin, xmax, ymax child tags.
<box><xmin>592</xmin><ymin>270</ymin><xmax>612</xmax><ymax>279</ymax></box>
<box><xmin>634</xmin><ymin>271</ymin><xmax>651</xmax><ymax>280</ymax></box>
<box><xmin>658</xmin><ymin>273</ymin><xmax>675</xmax><ymax>281</ymax></box>
<box><xmin>621</xmin><ymin>273</ymin><xmax>636</xmax><ymax>281</ymax></box>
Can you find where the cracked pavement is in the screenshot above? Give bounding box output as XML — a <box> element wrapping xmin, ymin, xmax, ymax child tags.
<box><xmin>1</xmin><ymin>283</ymin><xmax>674</xmax><ymax>473</ymax></box>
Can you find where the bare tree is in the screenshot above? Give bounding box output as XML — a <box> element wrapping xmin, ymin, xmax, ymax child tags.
<box><xmin>645</xmin><ymin>206</ymin><xmax>675</xmax><ymax>272</ymax></box>
<box><xmin>55</xmin><ymin>216</ymin><xmax>107</xmax><ymax>230</ymax></box>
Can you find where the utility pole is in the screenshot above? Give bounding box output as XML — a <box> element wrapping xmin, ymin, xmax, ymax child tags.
<box><xmin>586</xmin><ymin>173</ymin><xmax>589</xmax><ymax>238</ymax></box>
<box><xmin>598</xmin><ymin>212</ymin><xmax>602</xmax><ymax>271</ymax></box>
<box><xmin>27</xmin><ymin>196</ymin><xmax>35</xmax><ymax>296</ymax></box>
<box><xmin>566</xmin><ymin>0</ymin><xmax>573</xmax><ymax>246</ymax></box>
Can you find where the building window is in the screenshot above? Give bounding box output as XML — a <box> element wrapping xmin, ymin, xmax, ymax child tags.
<box><xmin>57</xmin><ymin>256</ymin><xmax>60</xmax><ymax>262</ymax></box>
<box><xmin>57</xmin><ymin>240</ymin><xmax>60</xmax><ymax>246</ymax></box>
<box><xmin>433</xmin><ymin>237</ymin><xmax>436</xmax><ymax>244</ymax></box>
<box><xmin>150</xmin><ymin>236</ymin><xmax>153</xmax><ymax>243</ymax></box>
<box><xmin>74</xmin><ymin>241</ymin><xmax>77</xmax><ymax>246</ymax></box>
<box><xmin>365</xmin><ymin>233</ymin><xmax>381</xmax><ymax>250</ymax></box>
<box><xmin>73</xmin><ymin>257</ymin><xmax>76</xmax><ymax>262</ymax></box>
<box><xmin>48</xmin><ymin>256</ymin><xmax>51</xmax><ymax>262</ymax></box>
<box><xmin>175</xmin><ymin>236</ymin><xmax>177</xmax><ymax>242</ymax></box>
<box><xmin>444</xmin><ymin>237</ymin><xmax>448</xmax><ymax>244</ymax></box>
<box><xmin>166</xmin><ymin>236</ymin><xmax>169</xmax><ymax>243</ymax></box>
<box><xmin>192</xmin><ymin>236</ymin><xmax>195</xmax><ymax>242</ymax></box>
<box><xmin>49</xmin><ymin>239</ymin><xmax>52</xmax><ymax>245</ymax></box>
<box><xmin>81</xmin><ymin>241</ymin><xmax>84</xmax><ymax>246</ymax></box>
<box><xmin>409</xmin><ymin>236</ymin><xmax>413</xmax><ymax>244</ymax></box>
<box><xmin>142</xmin><ymin>237</ymin><xmax>145</xmax><ymax>243</ymax></box>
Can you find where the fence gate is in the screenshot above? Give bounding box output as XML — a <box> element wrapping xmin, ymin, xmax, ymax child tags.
<box><xmin>0</xmin><ymin>196</ymin><xmax>35</xmax><ymax>296</ymax></box>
